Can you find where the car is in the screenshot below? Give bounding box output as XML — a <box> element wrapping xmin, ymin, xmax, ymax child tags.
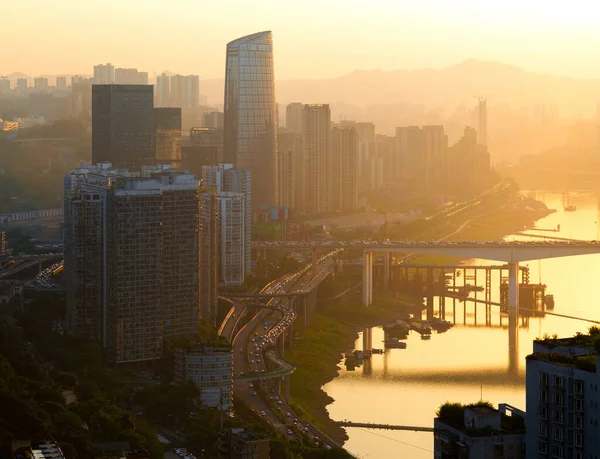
<box><xmin>287</xmin><ymin>429</ymin><xmax>293</xmax><ymax>435</ymax></box>
<box><xmin>248</xmin><ymin>383</ymin><xmax>253</xmax><ymax>388</ymax></box>
<box><xmin>260</xmin><ymin>410</ymin><xmax>266</xmax><ymax>416</ymax></box>
<box><xmin>286</xmin><ymin>412</ymin><xmax>291</xmax><ymax>417</ymax></box>
<box><xmin>250</xmin><ymin>360</ymin><xmax>255</xmax><ymax>364</ymax></box>
<box><xmin>278</xmin><ymin>400</ymin><xmax>283</xmax><ymax>405</ymax></box>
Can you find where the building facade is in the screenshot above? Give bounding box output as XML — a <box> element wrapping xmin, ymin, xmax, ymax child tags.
<box><xmin>200</xmin><ymin>191</ymin><xmax>218</xmax><ymax>327</ymax></box>
<box><xmin>331</xmin><ymin>124</ymin><xmax>358</xmax><ymax>211</ymax></box>
<box><xmin>175</xmin><ymin>344</ymin><xmax>233</xmax><ymax>410</ymax></box>
<box><xmin>154</xmin><ymin>107</ymin><xmax>182</xmax><ymax>165</ymax></box>
<box><xmin>94</xmin><ymin>63</ymin><xmax>115</xmax><ymax>84</ymax></box>
<box><xmin>223</xmin><ymin>31</ymin><xmax>277</xmax><ymax>209</ymax></box>
<box><xmin>218</xmin><ymin>428</ymin><xmax>270</xmax><ymax>459</ymax></box>
<box><xmin>302</xmin><ymin>104</ymin><xmax>331</xmax><ymax>214</ymax></box>
<box><xmin>182</xmin><ymin>127</ymin><xmax>222</xmax><ymax>177</ymax></box>
<box><xmin>92</xmin><ymin>85</ymin><xmax>155</xmax><ymax>171</ymax></box>
<box><xmin>526</xmin><ymin>336</ymin><xmax>600</xmax><ymax>459</ymax></box>
<box><xmin>285</xmin><ymin>102</ymin><xmax>303</xmax><ymax>135</ymax></box>
<box><xmin>203</xmin><ymin>111</ymin><xmax>224</xmax><ymax>129</ymax></box>
<box><xmin>277</xmin><ymin>132</ymin><xmax>302</xmax><ymax>210</ymax></box>
<box><xmin>64</xmin><ymin>164</ymin><xmax>201</xmax><ymax>364</ymax></box>
<box><xmin>115</xmin><ymin>68</ymin><xmax>148</xmax><ymax>85</ymax></box>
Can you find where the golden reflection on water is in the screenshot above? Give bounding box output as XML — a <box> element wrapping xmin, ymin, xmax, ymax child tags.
<box><xmin>324</xmin><ymin>191</ymin><xmax>600</xmax><ymax>459</ymax></box>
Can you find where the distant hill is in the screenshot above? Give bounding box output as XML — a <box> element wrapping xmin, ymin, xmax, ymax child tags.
<box><xmin>201</xmin><ymin>59</ymin><xmax>600</xmax><ymax>118</ymax></box>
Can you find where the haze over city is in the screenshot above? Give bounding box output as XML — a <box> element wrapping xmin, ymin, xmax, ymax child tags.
<box><xmin>2</xmin><ymin>2</ymin><xmax>600</xmax><ymax>459</ymax></box>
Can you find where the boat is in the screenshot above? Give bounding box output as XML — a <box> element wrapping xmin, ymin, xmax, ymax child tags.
<box><xmin>410</xmin><ymin>320</ymin><xmax>432</xmax><ymax>336</ymax></box>
<box><xmin>544</xmin><ymin>294</ymin><xmax>555</xmax><ymax>310</ymax></box>
<box><xmin>564</xmin><ymin>205</ymin><xmax>577</xmax><ymax>212</ymax></box>
<box><xmin>383</xmin><ymin>319</ymin><xmax>410</xmax><ymax>337</ymax></box>
<box><xmin>426</xmin><ymin>317</ymin><xmax>454</xmax><ymax>332</ymax></box>
<box><xmin>384</xmin><ymin>338</ymin><xmax>407</xmax><ymax>349</ymax></box>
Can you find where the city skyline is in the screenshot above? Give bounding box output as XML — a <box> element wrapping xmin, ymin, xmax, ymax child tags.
<box><xmin>4</xmin><ymin>1</ymin><xmax>600</xmax><ymax>79</ymax></box>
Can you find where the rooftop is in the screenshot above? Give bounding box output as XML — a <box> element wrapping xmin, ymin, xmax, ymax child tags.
<box><xmin>435</xmin><ymin>402</ymin><xmax>525</xmax><ymax>437</ymax></box>
<box><xmin>526</xmin><ymin>328</ymin><xmax>600</xmax><ymax>372</ymax></box>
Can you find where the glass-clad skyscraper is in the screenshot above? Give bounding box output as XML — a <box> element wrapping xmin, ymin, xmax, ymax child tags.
<box><xmin>223</xmin><ymin>31</ymin><xmax>277</xmax><ymax>209</ymax></box>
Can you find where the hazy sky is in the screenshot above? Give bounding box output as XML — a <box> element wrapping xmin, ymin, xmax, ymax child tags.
<box><xmin>4</xmin><ymin>0</ymin><xmax>600</xmax><ymax>79</ymax></box>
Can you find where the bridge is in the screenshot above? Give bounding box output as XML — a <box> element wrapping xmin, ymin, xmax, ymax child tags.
<box><xmin>253</xmin><ymin>240</ymin><xmax>600</xmax><ymax>306</ymax></box>
<box><xmin>335</xmin><ymin>421</ymin><xmax>434</xmax><ymax>432</ymax></box>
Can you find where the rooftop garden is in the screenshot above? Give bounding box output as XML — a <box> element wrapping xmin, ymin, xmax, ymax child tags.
<box><xmin>436</xmin><ymin>401</ymin><xmax>525</xmax><ymax>437</ymax></box>
<box><xmin>533</xmin><ymin>326</ymin><xmax>600</xmax><ymax>353</ymax></box>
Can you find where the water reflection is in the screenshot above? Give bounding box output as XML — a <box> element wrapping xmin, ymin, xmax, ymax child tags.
<box><xmin>325</xmin><ymin>191</ymin><xmax>600</xmax><ymax>459</ymax></box>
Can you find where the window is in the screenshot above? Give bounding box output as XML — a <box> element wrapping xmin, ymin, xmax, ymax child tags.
<box><xmin>574</xmin><ymin>433</ymin><xmax>583</xmax><ymax>447</ymax></box>
<box><xmin>575</xmin><ymin>416</ymin><xmax>583</xmax><ymax>429</ymax></box>
<box><xmin>573</xmin><ymin>451</ymin><xmax>583</xmax><ymax>459</ymax></box>
<box><xmin>540</xmin><ymin>372</ymin><xmax>549</xmax><ymax>386</ymax></box>
<box><xmin>552</xmin><ymin>428</ymin><xmax>564</xmax><ymax>442</ymax></box>
<box><xmin>553</xmin><ymin>411</ymin><xmax>564</xmax><ymax>425</ymax></box>
<box><xmin>574</xmin><ymin>399</ymin><xmax>584</xmax><ymax>412</ymax></box>
<box><xmin>539</xmin><ymin>440</ymin><xmax>548</xmax><ymax>454</ymax></box>
<box><xmin>574</xmin><ymin>380</ymin><xmax>584</xmax><ymax>394</ymax></box>
<box><xmin>541</xmin><ymin>389</ymin><xmax>548</xmax><ymax>403</ymax></box>
<box><xmin>540</xmin><ymin>407</ymin><xmax>548</xmax><ymax>420</ymax></box>
<box><xmin>551</xmin><ymin>444</ymin><xmax>563</xmax><ymax>458</ymax></box>
<box><xmin>540</xmin><ymin>424</ymin><xmax>547</xmax><ymax>437</ymax></box>
<box><xmin>554</xmin><ymin>393</ymin><xmax>564</xmax><ymax>407</ymax></box>
<box><xmin>554</xmin><ymin>375</ymin><xmax>565</xmax><ymax>389</ymax></box>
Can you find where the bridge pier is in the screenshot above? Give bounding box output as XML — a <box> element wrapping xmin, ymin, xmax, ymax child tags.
<box><xmin>508</xmin><ymin>261</ymin><xmax>519</xmax><ymax>310</ymax></box>
<box><xmin>383</xmin><ymin>252</ymin><xmax>390</xmax><ymax>288</ymax></box>
<box><xmin>284</xmin><ymin>375</ymin><xmax>290</xmax><ymax>403</ymax></box>
<box><xmin>37</xmin><ymin>260</ymin><xmax>42</xmax><ymax>273</ymax></box>
<box><xmin>362</xmin><ymin>250</ymin><xmax>373</xmax><ymax>306</ymax></box>
<box><xmin>312</xmin><ymin>248</ymin><xmax>318</xmax><ymax>278</ymax></box>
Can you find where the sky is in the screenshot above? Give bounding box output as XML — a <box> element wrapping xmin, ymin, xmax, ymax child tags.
<box><xmin>4</xmin><ymin>0</ymin><xmax>600</xmax><ymax>79</ymax></box>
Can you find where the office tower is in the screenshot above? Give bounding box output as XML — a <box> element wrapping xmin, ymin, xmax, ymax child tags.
<box><xmin>302</xmin><ymin>104</ymin><xmax>331</xmax><ymax>213</ymax></box>
<box><xmin>64</xmin><ymin>164</ymin><xmax>201</xmax><ymax>364</ymax></box>
<box><xmin>0</xmin><ymin>77</ymin><xmax>10</xmax><ymax>95</ymax></box>
<box><xmin>200</xmin><ymin>191</ymin><xmax>218</xmax><ymax>326</ymax></box>
<box><xmin>114</xmin><ymin>68</ymin><xmax>148</xmax><ymax>85</ymax></box>
<box><xmin>16</xmin><ymin>78</ymin><xmax>27</xmax><ymax>92</ymax></box>
<box><xmin>92</xmin><ymin>85</ymin><xmax>155</xmax><ymax>171</ymax></box>
<box><xmin>174</xmin><ymin>344</ymin><xmax>233</xmax><ymax>410</ymax></box>
<box><xmin>182</xmin><ymin>127</ymin><xmax>222</xmax><ymax>176</ymax></box>
<box><xmin>478</xmin><ymin>97</ymin><xmax>487</xmax><ymax>146</ymax></box>
<box><xmin>156</xmin><ymin>73</ymin><xmax>170</xmax><ymax>108</ymax></box>
<box><xmin>331</xmin><ymin>125</ymin><xmax>358</xmax><ymax>211</ymax></box>
<box><xmin>154</xmin><ymin>107</ymin><xmax>182</xmax><ymax>165</ymax></box>
<box><xmin>203</xmin><ymin>111</ymin><xmax>224</xmax><ymax>129</ymax></box>
<box><xmin>203</xmin><ymin>164</ymin><xmax>251</xmax><ymax>286</ymax></box>
<box><xmin>56</xmin><ymin>76</ymin><xmax>67</xmax><ymax>88</ymax></box>
<box><xmin>434</xmin><ymin>403</ymin><xmax>525</xmax><ymax>458</ymax></box>
<box><xmin>277</xmin><ymin>132</ymin><xmax>302</xmax><ymax>210</ymax></box>
<box><xmin>94</xmin><ymin>63</ymin><xmax>115</xmax><ymax>84</ymax></box>
<box><xmin>286</xmin><ymin>102</ymin><xmax>303</xmax><ymax>135</ymax></box>
<box><xmin>422</xmin><ymin>125</ymin><xmax>448</xmax><ymax>191</ymax></box>
<box><xmin>34</xmin><ymin>77</ymin><xmax>49</xmax><ymax>90</ymax></box>
<box><xmin>170</xmin><ymin>74</ymin><xmax>200</xmax><ymax>109</ymax></box>
<box><xmin>224</xmin><ymin>31</ymin><xmax>277</xmax><ymax>209</ymax></box>
<box><xmin>447</xmin><ymin>126</ymin><xmax>490</xmax><ymax>196</ymax></box>
<box><xmin>525</xmin><ymin>334</ymin><xmax>600</xmax><ymax>459</ymax></box>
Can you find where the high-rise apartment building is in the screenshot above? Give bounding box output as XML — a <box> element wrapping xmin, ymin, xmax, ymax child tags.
<box><xmin>526</xmin><ymin>334</ymin><xmax>600</xmax><ymax>459</ymax></box>
<box><xmin>224</xmin><ymin>31</ymin><xmax>277</xmax><ymax>209</ymax></box>
<box><xmin>447</xmin><ymin>126</ymin><xmax>491</xmax><ymax>197</ymax></box>
<box><xmin>277</xmin><ymin>132</ymin><xmax>302</xmax><ymax>210</ymax></box>
<box><xmin>94</xmin><ymin>63</ymin><xmax>115</xmax><ymax>84</ymax></box>
<box><xmin>200</xmin><ymin>191</ymin><xmax>218</xmax><ymax>326</ymax></box>
<box><xmin>331</xmin><ymin>124</ymin><xmax>358</xmax><ymax>211</ymax></box>
<box><xmin>34</xmin><ymin>77</ymin><xmax>49</xmax><ymax>91</ymax></box>
<box><xmin>478</xmin><ymin>97</ymin><xmax>488</xmax><ymax>147</ymax></box>
<box><xmin>92</xmin><ymin>85</ymin><xmax>155</xmax><ymax>171</ymax></box>
<box><xmin>302</xmin><ymin>104</ymin><xmax>331</xmax><ymax>214</ymax></box>
<box><xmin>64</xmin><ymin>164</ymin><xmax>201</xmax><ymax>364</ymax></box>
<box><xmin>115</xmin><ymin>68</ymin><xmax>148</xmax><ymax>85</ymax></box>
<box><xmin>203</xmin><ymin>111</ymin><xmax>224</xmax><ymax>129</ymax></box>
<box><xmin>56</xmin><ymin>76</ymin><xmax>67</xmax><ymax>88</ymax></box>
<box><xmin>155</xmin><ymin>73</ymin><xmax>170</xmax><ymax>108</ymax></box>
<box><xmin>169</xmin><ymin>74</ymin><xmax>200</xmax><ymax>109</ymax></box>
<box><xmin>16</xmin><ymin>78</ymin><xmax>27</xmax><ymax>92</ymax></box>
<box><xmin>0</xmin><ymin>77</ymin><xmax>10</xmax><ymax>95</ymax></box>
<box><xmin>203</xmin><ymin>164</ymin><xmax>251</xmax><ymax>286</ymax></box>
<box><xmin>286</xmin><ymin>102</ymin><xmax>304</xmax><ymax>135</ymax></box>
<box><xmin>69</xmin><ymin>76</ymin><xmax>93</xmax><ymax>120</ymax></box>
<box><xmin>154</xmin><ymin>107</ymin><xmax>182</xmax><ymax>165</ymax></box>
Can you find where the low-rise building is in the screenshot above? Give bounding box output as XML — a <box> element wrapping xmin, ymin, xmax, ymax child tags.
<box><xmin>0</xmin><ymin>280</ymin><xmax>23</xmax><ymax>308</ymax></box>
<box><xmin>218</xmin><ymin>428</ymin><xmax>270</xmax><ymax>459</ymax></box>
<box><xmin>525</xmin><ymin>332</ymin><xmax>600</xmax><ymax>459</ymax></box>
<box><xmin>174</xmin><ymin>342</ymin><xmax>233</xmax><ymax>410</ymax></box>
<box><xmin>434</xmin><ymin>402</ymin><xmax>526</xmax><ymax>458</ymax></box>
<box><xmin>13</xmin><ymin>440</ymin><xmax>66</xmax><ymax>459</ymax></box>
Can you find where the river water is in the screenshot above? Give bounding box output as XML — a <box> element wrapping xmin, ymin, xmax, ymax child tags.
<box><xmin>324</xmin><ymin>191</ymin><xmax>600</xmax><ymax>459</ymax></box>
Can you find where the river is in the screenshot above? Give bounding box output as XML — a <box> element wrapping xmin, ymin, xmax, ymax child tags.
<box><xmin>324</xmin><ymin>191</ymin><xmax>600</xmax><ymax>459</ymax></box>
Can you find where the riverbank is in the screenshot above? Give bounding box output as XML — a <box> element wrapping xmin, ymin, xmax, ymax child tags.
<box><xmin>287</xmin><ymin>195</ymin><xmax>552</xmax><ymax>445</ymax></box>
<box><xmin>287</xmin><ymin>294</ymin><xmax>423</xmax><ymax>444</ymax></box>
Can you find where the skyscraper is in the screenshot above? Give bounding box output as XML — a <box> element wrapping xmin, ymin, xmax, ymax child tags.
<box><xmin>277</xmin><ymin>132</ymin><xmax>302</xmax><ymax>210</ymax></box>
<box><xmin>92</xmin><ymin>85</ymin><xmax>155</xmax><ymax>171</ymax></box>
<box><xmin>34</xmin><ymin>77</ymin><xmax>49</xmax><ymax>90</ymax></box>
<box><xmin>199</xmin><ymin>191</ymin><xmax>218</xmax><ymax>326</ymax></box>
<box><xmin>331</xmin><ymin>124</ymin><xmax>358</xmax><ymax>211</ymax></box>
<box><xmin>56</xmin><ymin>76</ymin><xmax>67</xmax><ymax>88</ymax></box>
<box><xmin>16</xmin><ymin>78</ymin><xmax>27</xmax><ymax>92</ymax></box>
<box><xmin>156</xmin><ymin>73</ymin><xmax>170</xmax><ymax>108</ymax></box>
<box><xmin>223</xmin><ymin>31</ymin><xmax>277</xmax><ymax>209</ymax></box>
<box><xmin>93</xmin><ymin>63</ymin><xmax>115</xmax><ymax>84</ymax></box>
<box><xmin>0</xmin><ymin>77</ymin><xmax>10</xmax><ymax>95</ymax></box>
<box><xmin>170</xmin><ymin>75</ymin><xmax>200</xmax><ymax>109</ymax></box>
<box><xmin>64</xmin><ymin>164</ymin><xmax>201</xmax><ymax>364</ymax></box>
<box><xmin>302</xmin><ymin>104</ymin><xmax>331</xmax><ymax>214</ymax></box>
<box><xmin>154</xmin><ymin>107</ymin><xmax>182</xmax><ymax>165</ymax></box>
<box><xmin>203</xmin><ymin>164</ymin><xmax>251</xmax><ymax>286</ymax></box>
<box><xmin>182</xmin><ymin>127</ymin><xmax>222</xmax><ymax>176</ymax></box>
<box><xmin>286</xmin><ymin>103</ymin><xmax>304</xmax><ymax>135</ymax></box>
<box><xmin>203</xmin><ymin>111</ymin><xmax>224</xmax><ymax>129</ymax></box>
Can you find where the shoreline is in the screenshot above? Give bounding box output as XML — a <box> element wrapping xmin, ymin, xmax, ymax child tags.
<box><xmin>287</xmin><ymin>201</ymin><xmax>554</xmax><ymax>445</ymax></box>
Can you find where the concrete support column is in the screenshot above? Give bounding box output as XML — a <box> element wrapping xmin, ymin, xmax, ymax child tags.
<box><xmin>508</xmin><ymin>261</ymin><xmax>519</xmax><ymax>310</ymax></box>
<box><xmin>38</xmin><ymin>260</ymin><xmax>42</xmax><ymax>273</ymax></box>
<box><xmin>288</xmin><ymin>322</ymin><xmax>294</xmax><ymax>351</ymax></box>
<box><xmin>312</xmin><ymin>248</ymin><xmax>318</xmax><ymax>278</ymax></box>
<box><xmin>368</xmin><ymin>251</ymin><xmax>373</xmax><ymax>305</ymax></box>
<box><xmin>383</xmin><ymin>252</ymin><xmax>390</xmax><ymax>288</ymax></box>
<box><xmin>362</xmin><ymin>250</ymin><xmax>370</xmax><ymax>306</ymax></box>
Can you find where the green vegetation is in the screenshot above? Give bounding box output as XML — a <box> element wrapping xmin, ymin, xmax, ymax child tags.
<box><xmin>0</xmin><ymin>120</ymin><xmax>90</xmax><ymax>213</ymax></box>
<box><xmin>436</xmin><ymin>401</ymin><xmax>525</xmax><ymax>436</ymax></box>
